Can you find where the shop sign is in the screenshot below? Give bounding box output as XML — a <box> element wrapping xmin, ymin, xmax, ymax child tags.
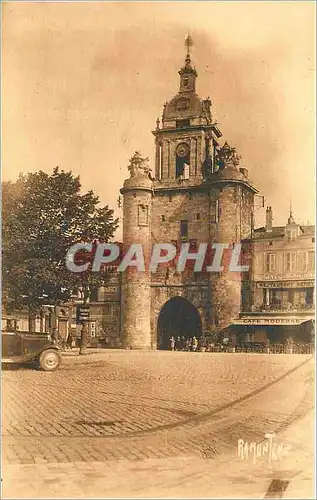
<box><xmin>256</xmin><ymin>280</ymin><xmax>314</xmax><ymax>289</ymax></box>
<box><xmin>234</xmin><ymin>317</ymin><xmax>310</xmax><ymax>326</ymax></box>
<box><xmin>76</xmin><ymin>305</ymin><xmax>90</xmax><ymax>323</ymax></box>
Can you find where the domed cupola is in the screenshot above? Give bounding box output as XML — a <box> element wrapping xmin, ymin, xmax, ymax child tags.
<box><xmin>162</xmin><ymin>35</ymin><xmax>213</xmax><ymax>128</ymax></box>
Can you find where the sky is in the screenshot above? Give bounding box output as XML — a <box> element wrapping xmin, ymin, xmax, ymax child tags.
<box><xmin>2</xmin><ymin>1</ymin><xmax>316</xmax><ymax>236</ymax></box>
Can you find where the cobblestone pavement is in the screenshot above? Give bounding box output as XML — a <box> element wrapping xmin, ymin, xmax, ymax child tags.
<box><xmin>1</xmin><ymin>351</ymin><xmax>314</xmax><ymax>498</ymax></box>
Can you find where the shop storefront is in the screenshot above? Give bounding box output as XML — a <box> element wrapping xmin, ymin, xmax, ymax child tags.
<box><xmin>229</xmin><ymin>313</ymin><xmax>314</xmax><ymax>353</ymax></box>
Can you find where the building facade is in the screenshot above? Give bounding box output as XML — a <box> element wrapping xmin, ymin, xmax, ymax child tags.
<box><xmin>119</xmin><ymin>45</ymin><xmax>257</xmax><ymax>350</ymax></box>
<box><xmin>235</xmin><ymin>207</ymin><xmax>315</xmax><ymax>350</ymax></box>
<box><xmin>3</xmin><ymin>44</ymin><xmax>314</xmax><ymax>352</ymax></box>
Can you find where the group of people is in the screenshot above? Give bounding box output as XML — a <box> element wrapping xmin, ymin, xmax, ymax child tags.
<box><xmin>168</xmin><ymin>335</ymin><xmax>201</xmax><ymax>351</ymax></box>
<box><xmin>167</xmin><ymin>334</ymin><xmax>314</xmax><ymax>354</ymax></box>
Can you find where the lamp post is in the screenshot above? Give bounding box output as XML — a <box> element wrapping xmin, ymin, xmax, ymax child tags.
<box><xmin>79</xmin><ymin>286</ymin><xmax>90</xmax><ymax>355</ymax></box>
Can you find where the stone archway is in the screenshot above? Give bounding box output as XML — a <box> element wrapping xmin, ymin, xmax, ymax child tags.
<box><xmin>157</xmin><ymin>296</ymin><xmax>202</xmax><ymax>350</ymax></box>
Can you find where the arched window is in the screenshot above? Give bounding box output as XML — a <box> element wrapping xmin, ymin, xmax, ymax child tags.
<box><xmin>176</xmin><ymin>142</ymin><xmax>190</xmax><ymax>178</ymax></box>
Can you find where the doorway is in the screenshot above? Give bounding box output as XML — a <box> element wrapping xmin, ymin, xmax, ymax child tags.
<box><xmin>157</xmin><ymin>296</ymin><xmax>202</xmax><ymax>349</ymax></box>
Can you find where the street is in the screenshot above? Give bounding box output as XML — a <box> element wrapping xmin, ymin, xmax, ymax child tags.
<box><xmin>2</xmin><ymin>351</ymin><xmax>314</xmax><ymax>498</ymax></box>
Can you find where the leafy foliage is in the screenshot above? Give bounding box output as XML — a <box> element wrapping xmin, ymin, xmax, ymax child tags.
<box><xmin>2</xmin><ymin>167</ymin><xmax>119</xmax><ymax>315</ymax></box>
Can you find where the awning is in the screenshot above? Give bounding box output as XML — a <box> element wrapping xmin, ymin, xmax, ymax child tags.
<box><xmin>232</xmin><ymin>316</ymin><xmax>314</xmax><ymax>326</ymax></box>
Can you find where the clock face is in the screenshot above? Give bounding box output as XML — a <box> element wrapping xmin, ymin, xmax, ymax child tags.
<box><xmin>176</xmin><ymin>143</ymin><xmax>190</xmax><ymax>158</ymax></box>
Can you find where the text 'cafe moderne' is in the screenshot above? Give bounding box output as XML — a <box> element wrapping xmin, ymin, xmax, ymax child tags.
<box><xmin>234</xmin><ymin>317</ymin><xmax>313</xmax><ymax>326</ymax></box>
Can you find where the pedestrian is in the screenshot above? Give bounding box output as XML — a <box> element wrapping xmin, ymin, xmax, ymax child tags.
<box><xmin>188</xmin><ymin>337</ymin><xmax>193</xmax><ymax>351</ymax></box>
<box><xmin>265</xmin><ymin>338</ymin><xmax>270</xmax><ymax>354</ymax></box>
<box><xmin>180</xmin><ymin>335</ymin><xmax>186</xmax><ymax>351</ymax></box>
<box><xmin>198</xmin><ymin>334</ymin><xmax>207</xmax><ymax>352</ymax></box>
<box><xmin>67</xmin><ymin>331</ymin><xmax>73</xmax><ymax>350</ymax></box>
<box><xmin>185</xmin><ymin>338</ymin><xmax>190</xmax><ymax>351</ymax></box>
<box><xmin>169</xmin><ymin>336</ymin><xmax>175</xmax><ymax>351</ymax></box>
<box><xmin>175</xmin><ymin>336</ymin><xmax>181</xmax><ymax>351</ymax></box>
<box><xmin>192</xmin><ymin>336</ymin><xmax>198</xmax><ymax>352</ymax></box>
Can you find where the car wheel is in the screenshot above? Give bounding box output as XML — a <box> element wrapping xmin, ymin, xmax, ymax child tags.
<box><xmin>38</xmin><ymin>349</ymin><xmax>61</xmax><ymax>372</ymax></box>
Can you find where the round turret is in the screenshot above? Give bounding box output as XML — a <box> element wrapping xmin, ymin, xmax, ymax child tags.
<box><xmin>213</xmin><ymin>165</ymin><xmax>245</xmax><ymax>182</ymax></box>
<box><xmin>208</xmin><ymin>142</ymin><xmax>255</xmax><ymax>332</ymax></box>
<box><xmin>120</xmin><ymin>152</ymin><xmax>153</xmax><ymax>350</ymax></box>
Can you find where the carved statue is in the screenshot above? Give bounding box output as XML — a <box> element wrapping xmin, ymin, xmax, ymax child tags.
<box><xmin>162</xmin><ymin>101</ymin><xmax>168</xmax><ymax>121</ymax></box>
<box><xmin>203</xmin><ymin>98</ymin><xmax>212</xmax><ymax>120</ymax></box>
<box><xmin>128</xmin><ymin>151</ymin><xmax>152</xmax><ymax>178</ymax></box>
<box><xmin>215</xmin><ymin>142</ymin><xmax>241</xmax><ymax>169</ymax></box>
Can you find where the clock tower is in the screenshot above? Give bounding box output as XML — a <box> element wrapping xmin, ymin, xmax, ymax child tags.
<box><xmin>152</xmin><ymin>35</ymin><xmax>222</xmax><ymax>187</ymax></box>
<box><xmin>121</xmin><ymin>36</ymin><xmax>258</xmax><ymax>349</ymax></box>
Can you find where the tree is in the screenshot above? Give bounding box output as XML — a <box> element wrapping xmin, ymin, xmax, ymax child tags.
<box><xmin>2</xmin><ymin>167</ymin><xmax>119</xmax><ymax>348</ymax></box>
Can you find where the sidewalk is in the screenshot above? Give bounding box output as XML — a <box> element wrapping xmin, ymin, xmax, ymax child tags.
<box><xmin>2</xmin><ymin>352</ymin><xmax>314</xmax><ymax>498</ymax></box>
<box><xmin>2</xmin><ymin>409</ymin><xmax>313</xmax><ymax>498</ymax></box>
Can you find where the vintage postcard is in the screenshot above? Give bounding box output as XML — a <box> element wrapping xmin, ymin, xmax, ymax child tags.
<box><xmin>1</xmin><ymin>1</ymin><xmax>315</xmax><ymax>499</ymax></box>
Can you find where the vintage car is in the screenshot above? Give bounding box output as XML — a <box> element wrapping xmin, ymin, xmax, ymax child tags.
<box><xmin>2</xmin><ymin>329</ymin><xmax>62</xmax><ymax>371</ymax></box>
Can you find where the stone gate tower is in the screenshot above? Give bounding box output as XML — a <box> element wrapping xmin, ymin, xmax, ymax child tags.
<box><xmin>120</xmin><ymin>152</ymin><xmax>153</xmax><ymax>349</ymax></box>
<box><xmin>121</xmin><ymin>37</ymin><xmax>258</xmax><ymax>349</ymax></box>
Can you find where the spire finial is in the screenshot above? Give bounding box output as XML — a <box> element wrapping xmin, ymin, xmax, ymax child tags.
<box><xmin>288</xmin><ymin>199</ymin><xmax>295</xmax><ymax>225</ymax></box>
<box><xmin>184</xmin><ymin>34</ymin><xmax>194</xmax><ymax>66</ymax></box>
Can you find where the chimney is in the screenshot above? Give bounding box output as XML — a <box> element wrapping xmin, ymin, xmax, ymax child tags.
<box><xmin>266</xmin><ymin>206</ymin><xmax>273</xmax><ymax>232</ymax></box>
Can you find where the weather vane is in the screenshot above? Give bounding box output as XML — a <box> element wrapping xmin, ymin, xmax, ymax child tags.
<box><xmin>185</xmin><ymin>33</ymin><xmax>194</xmax><ymax>58</ymax></box>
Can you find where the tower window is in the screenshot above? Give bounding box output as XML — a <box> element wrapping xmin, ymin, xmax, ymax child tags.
<box><xmin>176</xmin><ymin>142</ymin><xmax>190</xmax><ymax>178</ymax></box>
<box><xmin>197</xmin><ymin>213</ymin><xmax>200</xmax><ymax>220</ymax></box>
<box><xmin>159</xmin><ymin>142</ymin><xmax>163</xmax><ymax>180</ymax></box>
<box><xmin>180</xmin><ymin>220</ymin><xmax>188</xmax><ymax>240</ymax></box>
<box><xmin>210</xmin><ymin>200</ymin><xmax>219</xmax><ymax>223</ymax></box>
<box><xmin>183</xmin><ymin>163</ymin><xmax>190</xmax><ymax>180</ymax></box>
<box><xmin>161</xmin><ymin>215</ymin><xmax>165</xmax><ymax>222</ymax></box>
<box><xmin>138</xmin><ymin>204</ymin><xmax>149</xmax><ymax>227</ymax></box>
<box><xmin>183</xmin><ymin>77</ymin><xmax>189</xmax><ymax>87</ymax></box>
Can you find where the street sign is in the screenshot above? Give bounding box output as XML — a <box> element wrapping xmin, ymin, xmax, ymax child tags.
<box><xmin>76</xmin><ymin>305</ymin><xmax>90</xmax><ymax>323</ymax></box>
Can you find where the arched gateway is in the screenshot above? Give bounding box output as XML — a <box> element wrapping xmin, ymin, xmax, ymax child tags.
<box><xmin>119</xmin><ymin>40</ymin><xmax>257</xmax><ymax>351</ymax></box>
<box><xmin>157</xmin><ymin>297</ymin><xmax>202</xmax><ymax>350</ymax></box>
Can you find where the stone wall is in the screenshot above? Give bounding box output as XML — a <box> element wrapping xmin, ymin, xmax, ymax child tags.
<box><xmin>120</xmin><ymin>176</ymin><xmax>153</xmax><ymax>349</ymax></box>
<box><xmin>150</xmin><ymin>182</ymin><xmax>254</xmax><ymax>341</ymax></box>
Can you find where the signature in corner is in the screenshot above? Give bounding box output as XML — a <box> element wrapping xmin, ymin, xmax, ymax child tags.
<box><xmin>237</xmin><ymin>433</ymin><xmax>291</xmax><ymax>465</ymax></box>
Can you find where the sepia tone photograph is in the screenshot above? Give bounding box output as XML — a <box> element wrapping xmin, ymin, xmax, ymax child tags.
<box><xmin>1</xmin><ymin>1</ymin><xmax>315</xmax><ymax>499</ymax></box>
